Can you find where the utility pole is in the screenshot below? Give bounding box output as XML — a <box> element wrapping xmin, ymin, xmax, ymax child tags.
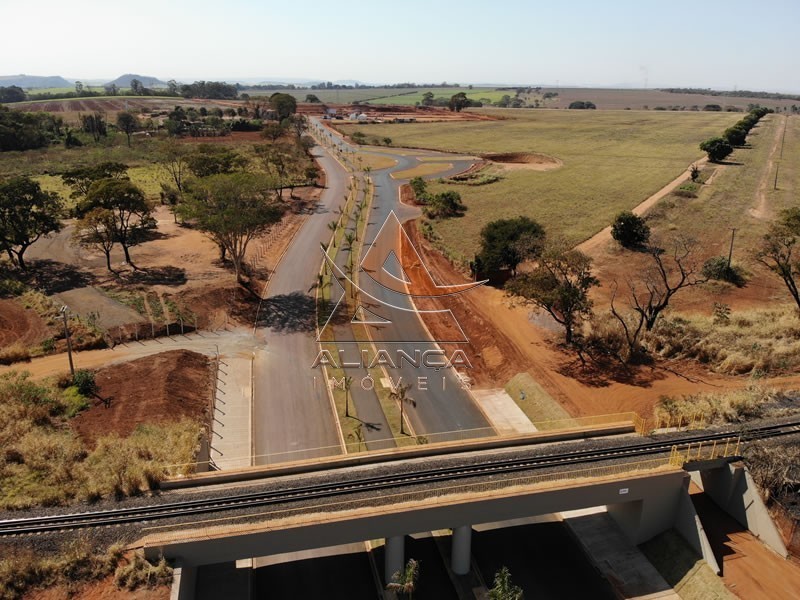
<box><xmin>727</xmin><ymin>228</ymin><xmax>737</xmax><ymax>270</ymax></box>
<box><xmin>60</xmin><ymin>306</ymin><xmax>75</xmax><ymax>378</ymax></box>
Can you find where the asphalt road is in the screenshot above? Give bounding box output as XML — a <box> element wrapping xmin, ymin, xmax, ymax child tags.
<box><xmin>253</xmin><ymin>143</ymin><xmax>349</xmax><ymax>464</ymax></box>
<box><xmin>314</xmin><ymin>121</ymin><xmax>492</xmax><ymax>441</ymax></box>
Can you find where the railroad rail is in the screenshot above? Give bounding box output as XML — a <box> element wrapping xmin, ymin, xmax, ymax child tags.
<box><xmin>1</xmin><ymin>419</ymin><xmax>798</xmax><ymax>537</ymax></box>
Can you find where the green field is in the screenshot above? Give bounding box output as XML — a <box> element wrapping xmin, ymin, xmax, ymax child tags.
<box><xmin>245</xmin><ymin>86</ymin><xmax>507</xmax><ymax>106</ymax></box>
<box><xmin>340</xmin><ymin>109</ymin><xmax>740</xmax><ymax>264</ymax></box>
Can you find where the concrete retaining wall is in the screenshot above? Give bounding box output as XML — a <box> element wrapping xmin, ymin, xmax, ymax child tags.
<box><xmin>691</xmin><ymin>462</ymin><xmax>788</xmax><ymax>558</ymax></box>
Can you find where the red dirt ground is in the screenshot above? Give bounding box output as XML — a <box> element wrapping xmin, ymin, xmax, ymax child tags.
<box><xmin>25</xmin><ymin>576</ymin><xmax>169</xmax><ymax>600</ymax></box>
<box><xmin>402</xmin><ymin>220</ymin><xmax>788</xmax><ymax>420</ymax></box>
<box><xmin>70</xmin><ymin>350</ymin><xmax>212</xmax><ymax>448</ymax></box>
<box><xmin>0</xmin><ymin>298</ymin><xmax>51</xmax><ymax>349</ymax></box>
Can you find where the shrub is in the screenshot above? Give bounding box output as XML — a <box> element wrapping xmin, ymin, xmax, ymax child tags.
<box><xmin>724</xmin><ymin>126</ymin><xmax>748</xmax><ymax>146</ymax></box>
<box><xmin>702</xmin><ymin>256</ymin><xmax>746</xmax><ymax>286</ymax></box>
<box><xmin>700</xmin><ymin>137</ymin><xmax>733</xmax><ymax>162</ymax></box>
<box><xmin>61</xmin><ymin>386</ymin><xmax>90</xmax><ymax>418</ymax></box>
<box><xmin>654</xmin><ymin>384</ymin><xmax>778</xmax><ymax>426</ymax></box>
<box><xmin>0</xmin><ymin>343</ymin><xmax>31</xmax><ymax>365</ymax></box>
<box><xmin>114</xmin><ymin>552</ymin><xmax>172</xmax><ymax>591</ymax></box>
<box><xmin>673</xmin><ymin>183</ymin><xmax>699</xmax><ymax>198</ymax></box>
<box><xmin>73</xmin><ymin>369</ymin><xmax>97</xmax><ymax>396</ymax></box>
<box><xmin>611</xmin><ymin>211</ymin><xmax>650</xmax><ymax>249</ymax></box>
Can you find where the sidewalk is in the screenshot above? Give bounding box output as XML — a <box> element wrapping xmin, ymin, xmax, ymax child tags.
<box><xmin>471</xmin><ymin>388</ymin><xmax>537</xmax><ymax>435</ymax></box>
<box><xmin>210</xmin><ymin>349</ymin><xmax>253</xmax><ymax>470</ymax></box>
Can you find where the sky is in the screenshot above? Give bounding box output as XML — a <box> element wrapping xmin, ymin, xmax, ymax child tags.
<box><xmin>2</xmin><ymin>0</ymin><xmax>799</xmax><ymax>92</ymax></box>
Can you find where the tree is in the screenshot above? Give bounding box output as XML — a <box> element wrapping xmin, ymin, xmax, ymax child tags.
<box><xmin>186</xmin><ymin>144</ymin><xmax>246</xmax><ymax>177</ymax></box>
<box><xmin>478</xmin><ymin>217</ymin><xmax>545</xmax><ymax>275</ymax></box>
<box><xmin>62</xmin><ymin>162</ymin><xmax>129</xmax><ymax>200</ymax></box>
<box><xmin>158</xmin><ymin>140</ymin><xmax>190</xmax><ymax>198</ymax></box>
<box><xmin>181</xmin><ymin>173</ymin><xmax>285</xmax><ymax>284</ymax></box>
<box><xmin>569</xmin><ymin>101</ymin><xmax>596</xmax><ymax>109</ymax></box>
<box><xmin>423</xmin><ymin>190</ymin><xmax>466</xmax><ymax>219</ymax></box>
<box><xmin>343</xmin><ymin>375</ymin><xmax>353</xmax><ymax>417</ymax></box>
<box><xmin>611</xmin><ymin>211</ymin><xmax>650</xmax><ymax>249</ymax></box>
<box><xmin>723</xmin><ymin>125</ymin><xmax>748</xmax><ymax>147</ymax></box>
<box><xmin>609</xmin><ymin>238</ymin><xmax>705</xmax><ymax>362</ymax></box>
<box><xmin>79</xmin><ymin>112</ymin><xmax>107</xmax><ymax>142</ymax></box>
<box><xmin>253</xmin><ymin>143</ymin><xmax>305</xmax><ymax>199</ymax></box>
<box><xmin>700</xmin><ymin>137</ymin><xmax>733</xmax><ymax>162</ymax></box>
<box><xmin>129</xmin><ymin>79</ymin><xmax>144</xmax><ymax>95</ymax></box>
<box><xmin>756</xmin><ymin>208</ymin><xmax>800</xmax><ymax>311</ymax></box>
<box><xmin>80</xmin><ymin>179</ymin><xmax>152</xmax><ymax>269</ymax></box>
<box><xmin>167</xmin><ymin>79</ymin><xmax>179</xmax><ymax>95</ymax></box>
<box><xmin>488</xmin><ymin>566</ymin><xmax>523</xmax><ymax>600</ymax></box>
<box><xmin>72</xmin><ymin>207</ymin><xmax>117</xmax><ymax>272</ymax></box>
<box><xmin>0</xmin><ymin>85</ymin><xmax>26</xmax><ymax>103</ymax></box>
<box><xmin>389</xmin><ymin>382</ymin><xmax>416</xmax><ymax>435</ymax></box>
<box><xmin>0</xmin><ymin>176</ymin><xmax>63</xmax><ymax>271</ymax></box>
<box><xmin>386</xmin><ymin>558</ymin><xmax>419</xmax><ymax>599</ymax></box>
<box><xmin>261</xmin><ymin>122</ymin><xmax>287</xmax><ymax>143</ymax></box>
<box><xmin>505</xmin><ymin>243</ymin><xmax>598</xmax><ymax>344</ymax></box>
<box><xmin>421</xmin><ymin>91</ymin><xmax>435</xmax><ymax>106</ymax></box>
<box><xmin>103</xmin><ymin>83</ymin><xmax>118</xmax><ymax>96</ymax></box>
<box><xmin>305</xmin><ymin>94</ymin><xmax>320</xmax><ymax>103</ymax></box>
<box><xmin>286</xmin><ymin>114</ymin><xmax>308</xmax><ymax>138</ymax></box>
<box><xmin>74</xmin><ymin>81</ymin><xmax>84</xmax><ymax>96</ymax></box>
<box><xmin>116</xmin><ymin>111</ymin><xmax>138</xmax><ymax>147</ymax></box>
<box><xmin>449</xmin><ymin>92</ymin><xmax>469</xmax><ymax>112</ymax></box>
<box><xmin>269</xmin><ymin>93</ymin><xmax>297</xmax><ymax>120</ymax></box>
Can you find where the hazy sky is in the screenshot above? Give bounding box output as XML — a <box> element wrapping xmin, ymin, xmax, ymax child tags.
<box><xmin>2</xmin><ymin>0</ymin><xmax>798</xmax><ymax>91</ymax></box>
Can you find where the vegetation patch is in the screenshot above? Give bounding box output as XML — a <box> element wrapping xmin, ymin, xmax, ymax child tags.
<box><xmin>648</xmin><ymin>306</ymin><xmax>800</xmax><ymax>375</ymax></box>
<box><xmin>653</xmin><ymin>384</ymin><xmax>782</xmax><ymax>426</ymax></box>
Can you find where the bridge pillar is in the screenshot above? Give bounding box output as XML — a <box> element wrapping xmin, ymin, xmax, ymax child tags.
<box><xmin>384</xmin><ymin>535</ymin><xmax>405</xmax><ymax>583</ymax></box>
<box><xmin>451</xmin><ymin>525</ymin><xmax>472</xmax><ymax>575</ymax></box>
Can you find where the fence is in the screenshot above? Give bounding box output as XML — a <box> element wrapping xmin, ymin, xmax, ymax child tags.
<box><xmin>669</xmin><ymin>436</ymin><xmax>742</xmax><ymax>466</ymax></box>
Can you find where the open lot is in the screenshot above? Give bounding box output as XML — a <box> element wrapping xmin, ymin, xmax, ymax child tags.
<box><xmin>341</xmin><ymin>109</ymin><xmax>740</xmax><ymax>263</ymax></box>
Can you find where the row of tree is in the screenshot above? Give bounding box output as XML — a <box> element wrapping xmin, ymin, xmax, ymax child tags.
<box><xmin>699</xmin><ymin>106</ymin><xmax>772</xmax><ymax>162</ymax></box>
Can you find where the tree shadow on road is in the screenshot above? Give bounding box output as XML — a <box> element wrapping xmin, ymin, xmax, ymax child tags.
<box><xmin>257</xmin><ymin>292</ymin><xmax>317</xmax><ymax>333</ymax></box>
<box><xmin>26</xmin><ymin>260</ymin><xmax>95</xmax><ymax>294</ymax></box>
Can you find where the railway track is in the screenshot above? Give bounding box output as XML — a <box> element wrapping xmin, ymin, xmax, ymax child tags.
<box><xmin>2</xmin><ymin>419</ymin><xmax>798</xmax><ymax>537</ymax></box>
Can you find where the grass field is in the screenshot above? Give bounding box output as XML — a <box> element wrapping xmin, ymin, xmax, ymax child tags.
<box><xmin>341</xmin><ymin>109</ymin><xmax>740</xmax><ymax>263</ymax></box>
<box><xmin>646</xmin><ymin>114</ymin><xmax>797</xmax><ymax>269</ymax></box>
<box><xmin>363</xmin><ymin>87</ymin><xmax>509</xmax><ymax>106</ymax></box>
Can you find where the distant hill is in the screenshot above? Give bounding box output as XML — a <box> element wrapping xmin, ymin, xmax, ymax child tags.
<box><xmin>0</xmin><ymin>74</ymin><xmax>72</xmax><ymax>88</ymax></box>
<box><xmin>106</xmin><ymin>74</ymin><xmax>168</xmax><ymax>89</ymax></box>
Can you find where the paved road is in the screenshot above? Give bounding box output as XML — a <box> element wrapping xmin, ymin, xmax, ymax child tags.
<box><xmin>314</xmin><ymin>122</ymin><xmax>492</xmax><ymax>441</ymax></box>
<box><xmin>253</xmin><ymin>143</ymin><xmax>349</xmax><ymax>464</ymax></box>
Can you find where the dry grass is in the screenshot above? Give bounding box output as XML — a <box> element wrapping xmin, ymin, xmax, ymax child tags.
<box><xmin>340</xmin><ymin>110</ymin><xmax>739</xmax><ymax>265</ymax></box>
<box><xmin>648</xmin><ymin>305</ymin><xmax>800</xmax><ymax>375</ymax></box>
<box><xmin>0</xmin><ymin>542</ymin><xmax>171</xmax><ymax>600</ymax></box>
<box><xmin>0</xmin><ymin>371</ymin><xmax>202</xmax><ymax>509</ymax></box>
<box><xmin>654</xmin><ymin>384</ymin><xmax>779</xmax><ymax>427</ymax></box>
<box><xmin>390</xmin><ymin>162</ymin><xmax>453</xmax><ymax>180</ymax></box>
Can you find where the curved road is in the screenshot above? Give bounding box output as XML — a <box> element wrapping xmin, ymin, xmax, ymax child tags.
<box><xmin>255</xmin><ymin>122</ymin><xmax>491</xmax><ymax>466</ymax></box>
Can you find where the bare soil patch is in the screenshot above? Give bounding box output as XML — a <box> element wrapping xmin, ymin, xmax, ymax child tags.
<box><xmin>26</xmin><ymin>576</ymin><xmax>169</xmax><ymax>600</ymax></box>
<box><xmin>0</xmin><ymin>298</ymin><xmax>50</xmax><ymax>349</ymax></box>
<box><xmin>403</xmin><ymin>220</ymin><xmax>744</xmax><ymax>419</ymax></box>
<box><xmin>482</xmin><ymin>152</ymin><xmax>562</xmax><ymax>171</ymax></box>
<box><xmin>70</xmin><ymin>350</ymin><xmax>212</xmax><ymax>448</ymax></box>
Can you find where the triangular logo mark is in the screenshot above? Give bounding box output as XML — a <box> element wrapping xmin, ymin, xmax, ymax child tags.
<box><xmin>352</xmin><ymin>305</ymin><xmax>392</xmax><ymax>325</ymax></box>
<box><xmin>382</xmin><ymin>250</ymin><xmax>412</xmax><ymax>284</ymax></box>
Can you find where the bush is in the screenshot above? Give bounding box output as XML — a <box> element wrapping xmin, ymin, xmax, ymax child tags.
<box><xmin>700</xmin><ymin>137</ymin><xmax>733</xmax><ymax>162</ymax></box>
<box><xmin>673</xmin><ymin>183</ymin><xmax>699</xmax><ymax>198</ymax></box>
<box><xmin>0</xmin><ymin>343</ymin><xmax>31</xmax><ymax>365</ymax></box>
<box><xmin>611</xmin><ymin>211</ymin><xmax>650</xmax><ymax>248</ymax></box>
<box><xmin>61</xmin><ymin>386</ymin><xmax>90</xmax><ymax>418</ymax></box>
<box><xmin>114</xmin><ymin>552</ymin><xmax>172</xmax><ymax>591</ymax></box>
<box><xmin>702</xmin><ymin>256</ymin><xmax>746</xmax><ymax>286</ymax></box>
<box><xmin>73</xmin><ymin>369</ymin><xmax>97</xmax><ymax>396</ymax></box>
<box><xmin>654</xmin><ymin>384</ymin><xmax>777</xmax><ymax>427</ymax></box>
<box><xmin>568</xmin><ymin>101</ymin><xmax>596</xmax><ymax>109</ymax></box>
<box><xmin>724</xmin><ymin>126</ymin><xmax>748</xmax><ymax>146</ymax></box>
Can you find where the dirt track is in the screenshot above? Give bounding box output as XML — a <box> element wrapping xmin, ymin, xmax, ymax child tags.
<box><xmin>0</xmin><ymin>299</ymin><xmax>50</xmax><ymax>349</ymax></box>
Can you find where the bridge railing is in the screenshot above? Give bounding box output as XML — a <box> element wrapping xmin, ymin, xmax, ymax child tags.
<box><xmin>669</xmin><ymin>435</ymin><xmax>742</xmax><ymax>466</ymax></box>
<box><xmin>142</xmin><ymin>455</ymin><xmax>677</xmax><ymax>539</ymax></box>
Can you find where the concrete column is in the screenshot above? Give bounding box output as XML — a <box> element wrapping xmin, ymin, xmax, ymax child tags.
<box><xmin>451</xmin><ymin>525</ymin><xmax>472</xmax><ymax>575</ymax></box>
<box><xmin>385</xmin><ymin>535</ymin><xmax>405</xmax><ymax>583</ymax></box>
<box><xmin>170</xmin><ymin>563</ymin><xmax>196</xmax><ymax>600</ymax></box>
